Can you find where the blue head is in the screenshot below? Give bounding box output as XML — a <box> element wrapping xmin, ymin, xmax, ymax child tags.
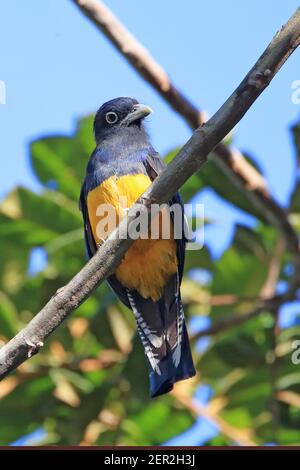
<box><xmin>93</xmin><ymin>97</ymin><xmax>152</xmax><ymax>144</ymax></box>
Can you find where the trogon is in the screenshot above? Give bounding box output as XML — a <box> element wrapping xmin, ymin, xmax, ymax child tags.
<box><xmin>79</xmin><ymin>97</ymin><xmax>195</xmax><ymax>397</ymax></box>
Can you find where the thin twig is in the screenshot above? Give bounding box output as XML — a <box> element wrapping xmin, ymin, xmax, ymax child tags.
<box><xmin>191</xmin><ymin>293</ymin><xmax>299</xmax><ymax>342</ymax></box>
<box><xmin>277</xmin><ymin>390</ymin><xmax>300</xmax><ymax>409</ymax></box>
<box><xmin>172</xmin><ymin>390</ymin><xmax>256</xmax><ymax>445</ymax></box>
<box><xmin>191</xmin><ymin>301</ymin><xmax>273</xmax><ymax>341</ymax></box>
<box><xmin>1</xmin><ymin>5</ymin><xmax>300</xmax><ymax>379</ymax></box>
<box><xmin>260</xmin><ymin>238</ymin><xmax>285</xmax><ymax>299</ymax></box>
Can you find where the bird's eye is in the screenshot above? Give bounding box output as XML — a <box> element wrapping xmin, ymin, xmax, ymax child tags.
<box><xmin>105</xmin><ymin>111</ymin><xmax>118</xmax><ymax>124</ymax></box>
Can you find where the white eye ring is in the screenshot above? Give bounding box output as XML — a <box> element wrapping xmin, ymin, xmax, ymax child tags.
<box><xmin>105</xmin><ymin>111</ymin><xmax>118</xmax><ymax>124</ymax></box>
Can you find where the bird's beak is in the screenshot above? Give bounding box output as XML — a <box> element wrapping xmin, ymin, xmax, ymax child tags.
<box><xmin>123</xmin><ymin>104</ymin><xmax>152</xmax><ymax>125</ymax></box>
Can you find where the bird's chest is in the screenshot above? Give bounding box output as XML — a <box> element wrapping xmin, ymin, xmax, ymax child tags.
<box><xmin>87</xmin><ymin>173</ymin><xmax>151</xmax><ymax>233</ymax></box>
<box><xmin>87</xmin><ymin>174</ymin><xmax>177</xmax><ymax>301</ymax></box>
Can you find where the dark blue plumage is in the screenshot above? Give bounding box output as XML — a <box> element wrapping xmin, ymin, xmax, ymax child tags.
<box><xmin>80</xmin><ymin>97</ymin><xmax>195</xmax><ymax>397</ymax></box>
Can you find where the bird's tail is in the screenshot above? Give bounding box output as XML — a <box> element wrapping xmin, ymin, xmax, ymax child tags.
<box><xmin>125</xmin><ymin>275</ymin><xmax>196</xmax><ymax>398</ymax></box>
<box><xmin>149</xmin><ymin>320</ymin><xmax>195</xmax><ymax>398</ymax></box>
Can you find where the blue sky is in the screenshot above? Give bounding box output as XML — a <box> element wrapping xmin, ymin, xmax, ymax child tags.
<box><xmin>1</xmin><ymin>0</ymin><xmax>300</xmax><ymax>446</ymax></box>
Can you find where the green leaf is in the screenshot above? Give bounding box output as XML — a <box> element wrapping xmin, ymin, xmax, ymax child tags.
<box><xmin>289</xmin><ymin>178</ymin><xmax>300</xmax><ymax>213</ymax></box>
<box><xmin>0</xmin><ymin>291</ymin><xmax>20</xmax><ymax>338</ymax></box>
<box><xmin>212</xmin><ymin>248</ymin><xmax>268</xmax><ymax>297</ymax></box>
<box><xmin>291</xmin><ymin>121</ymin><xmax>300</xmax><ymax>167</ymax></box>
<box><xmin>30</xmin><ymin>116</ymin><xmax>94</xmax><ymax>200</ymax></box>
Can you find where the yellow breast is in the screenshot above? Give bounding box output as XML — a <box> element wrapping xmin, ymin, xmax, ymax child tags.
<box><xmin>87</xmin><ymin>174</ymin><xmax>177</xmax><ymax>301</ymax></box>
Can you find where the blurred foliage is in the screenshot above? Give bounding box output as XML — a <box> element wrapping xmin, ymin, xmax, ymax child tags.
<box><xmin>0</xmin><ymin>115</ymin><xmax>300</xmax><ymax>446</ymax></box>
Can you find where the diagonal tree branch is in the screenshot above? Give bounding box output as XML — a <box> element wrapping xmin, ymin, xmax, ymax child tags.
<box><xmin>1</xmin><ymin>5</ymin><xmax>300</xmax><ymax>379</ymax></box>
<box><xmin>72</xmin><ymin>0</ymin><xmax>300</xmax><ymax>274</ymax></box>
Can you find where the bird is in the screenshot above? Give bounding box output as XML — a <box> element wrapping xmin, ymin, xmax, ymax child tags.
<box><xmin>79</xmin><ymin>97</ymin><xmax>195</xmax><ymax>397</ymax></box>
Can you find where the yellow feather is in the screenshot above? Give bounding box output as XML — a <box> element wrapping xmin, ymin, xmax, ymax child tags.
<box><xmin>87</xmin><ymin>174</ymin><xmax>177</xmax><ymax>301</ymax></box>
